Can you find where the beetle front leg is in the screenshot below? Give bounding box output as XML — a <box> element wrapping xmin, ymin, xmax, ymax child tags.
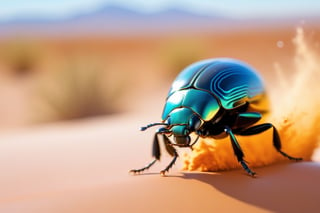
<box><xmin>129</xmin><ymin>159</ymin><xmax>157</xmax><ymax>174</ymax></box>
<box><xmin>225</xmin><ymin>126</ymin><xmax>256</xmax><ymax>176</ymax></box>
<box><xmin>160</xmin><ymin>153</ymin><xmax>178</xmax><ymax>176</ymax></box>
<box><xmin>129</xmin><ymin>133</ymin><xmax>161</xmax><ymax>174</ymax></box>
<box><xmin>160</xmin><ymin>135</ymin><xmax>179</xmax><ymax>176</ymax></box>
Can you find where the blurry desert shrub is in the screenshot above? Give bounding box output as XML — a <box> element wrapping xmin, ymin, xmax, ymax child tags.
<box><xmin>0</xmin><ymin>39</ymin><xmax>41</xmax><ymax>76</ymax></box>
<box><xmin>158</xmin><ymin>38</ymin><xmax>205</xmax><ymax>78</ymax></box>
<box><xmin>33</xmin><ymin>61</ymin><xmax>124</xmax><ymax>122</ymax></box>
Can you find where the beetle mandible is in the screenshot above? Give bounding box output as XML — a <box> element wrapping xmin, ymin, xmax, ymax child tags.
<box><xmin>130</xmin><ymin>58</ymin><xmax>302</xmax><ymax>176</ymax></box>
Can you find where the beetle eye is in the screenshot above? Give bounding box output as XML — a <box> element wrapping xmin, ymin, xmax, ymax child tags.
<box><xmin>189</xmin><ymin>115</ymin><xmax>202</xmax><ymax>131</ymax></box>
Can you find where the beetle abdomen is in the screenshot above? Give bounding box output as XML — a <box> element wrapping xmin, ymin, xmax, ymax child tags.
<box><xmin>193</xmin><ymin>59</ymin><xmax>265</xmax><ymax>109</ymax></box>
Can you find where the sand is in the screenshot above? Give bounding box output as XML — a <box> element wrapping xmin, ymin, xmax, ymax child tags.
<box><xmin>0</xmin><ymin>111</ymin><xmax>319</xmax><ymax>213</ymax></box>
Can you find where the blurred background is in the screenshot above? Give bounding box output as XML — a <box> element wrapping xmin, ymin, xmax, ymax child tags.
<box><xmin>0</xmin><ymin>0</ymin><xmax>319</xmax><ymax>128</ymax></box>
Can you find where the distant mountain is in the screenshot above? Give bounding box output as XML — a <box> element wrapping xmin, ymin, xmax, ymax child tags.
<box><xmin>0</xmin><ymin>5</ymin><xmax>318</xmax><ymax>38</ymax></box>
<box><xmin>0</xmin><ymin>5</ymin><xmax>231</xmax><ymax>38</ymax></box>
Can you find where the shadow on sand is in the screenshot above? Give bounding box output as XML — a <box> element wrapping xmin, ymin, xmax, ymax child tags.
<box><xmin>180</xmin><ymin>162</ymin><xmax>320</xmax><ymax>213</ymax></box>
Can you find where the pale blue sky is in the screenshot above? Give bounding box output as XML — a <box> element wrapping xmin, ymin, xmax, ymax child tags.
<box><xmin>1</xmin><ymin>0</ymin><xmax>320</xmax><ymax>21</ymax></box>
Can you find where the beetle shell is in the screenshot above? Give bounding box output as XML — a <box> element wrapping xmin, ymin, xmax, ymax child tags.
<box><xmin>162</xmin><ymin>58</ymin><xmax>269</xmax><ymax>122</ymax></box>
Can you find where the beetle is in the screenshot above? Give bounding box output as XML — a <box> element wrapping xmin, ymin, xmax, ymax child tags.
<box><xmin>130</xmin><ymin>58</ymin><xmax>302</xmax><ymax>177</ymax></box>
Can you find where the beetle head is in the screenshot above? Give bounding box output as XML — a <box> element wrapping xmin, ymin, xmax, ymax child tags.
<box><xmin>165</xmin><ymin>108</ymin><xmax>202</xmax><ymax>145</ymax></box>
<box><xmin>141</xmin><ymin>108</ymin><xmax>202</xmax><ymax>146</ymax></box>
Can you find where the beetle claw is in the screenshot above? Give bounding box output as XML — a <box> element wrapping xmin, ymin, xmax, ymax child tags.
<box><xmin>129</xmin><ymin>169</ymin><xmax>140</xmax><ymax>175</ymax></box>
<box><xmin>279</xmin><ymin>150</ymin><xmax>303</xmax><ymax>161</ymax></box>
<box><xmin>240</xmin><ymin>160</ymin><xmax>256</xmax><ymax>177</ymax></box>
<box><xmin>160</xmin><ymin>170</ymin><xmax>167</xmax><ymax>177</ymax></box>
<box><xmin>249</xmin><ymin>171</ymin><xmax>257</xmax><ymax>177</ymax></box>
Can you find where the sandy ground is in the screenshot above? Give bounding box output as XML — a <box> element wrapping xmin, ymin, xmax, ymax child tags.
<box><xmin>0</xmin><ymin>110</ymin><xmax>319</xmax><ymax>213</ymax></box>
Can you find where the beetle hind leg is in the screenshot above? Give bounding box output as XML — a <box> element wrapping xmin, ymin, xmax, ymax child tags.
<box><xmin>239</xmin><ymin>123</ymin><xmax>303</xmax><ymax>161</ymax></box>
<box><xmin>271</xmin><ymin>125</ymin><xmax>303</xmax><ymax>161</ymax></box>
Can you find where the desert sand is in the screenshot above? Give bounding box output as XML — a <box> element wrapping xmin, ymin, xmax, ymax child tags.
<box><xmin>0</xmin><ymin>110</ymin><xmax>319</xmax><ymax>213</ymax></box>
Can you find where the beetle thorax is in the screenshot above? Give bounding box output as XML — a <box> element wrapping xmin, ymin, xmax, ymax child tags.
<box><xmin>166</xmin><ymin>108</ymin><xmax>202</xmax><ymax>136</ymax></box>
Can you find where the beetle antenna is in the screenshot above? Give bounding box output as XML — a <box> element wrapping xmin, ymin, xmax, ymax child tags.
<box><xmin>140</xmin><ymin>123</ymin><xmax>168</xmax><ymax>131</ymax></box>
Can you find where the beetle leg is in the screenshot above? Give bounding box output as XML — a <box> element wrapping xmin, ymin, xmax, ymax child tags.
<box><xmin>160</xmin><ymin>135</ymin><xmax>179</xmax><ymax>176</ymax></box>
<box><xmin>129</xmin><ymin>159</ymin><xmax>157</xmax><ymax>174</ymax></box>
<box><xmin>233</xmin><ymin>112</ymin><xmax>262</xmax><ymax>130</ymax></box>
<box><xmin>160</xmin><ymin>151</ymin><xmax>178</xmax><ymax>177</ymax></box>
<box><xmin>130</xmin><ymin>134</ymin><xmax>179</xmax><ymax>176</ymax></box>
<box><xmin>238</xmin><ymin>123</ymin><xmax>303</xmax><ymax>161</ymax></box>
<box><xmin>129</xmin><ymin>133</ymin><xmax>161</xmax><ymax>174</ymax></box>
<box><xmin>152</xmin><ymin>133</ymin><xmax>161</xmax><ymax>160</ymax></box>
<box><xmin>225</xmin><ymin>126</ymin><xmax>256</xmax><ymax>176</ymax></box>
<box><xmin>162</xmin><ymin>135</ymin><xmax>176</xmax><ymax>157</ymax></box>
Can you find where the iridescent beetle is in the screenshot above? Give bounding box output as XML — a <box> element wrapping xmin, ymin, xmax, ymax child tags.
<box><xmin>130</xmin><ymin>58</ymin><xmax>302</xmax><ymax>176</ymax></box>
